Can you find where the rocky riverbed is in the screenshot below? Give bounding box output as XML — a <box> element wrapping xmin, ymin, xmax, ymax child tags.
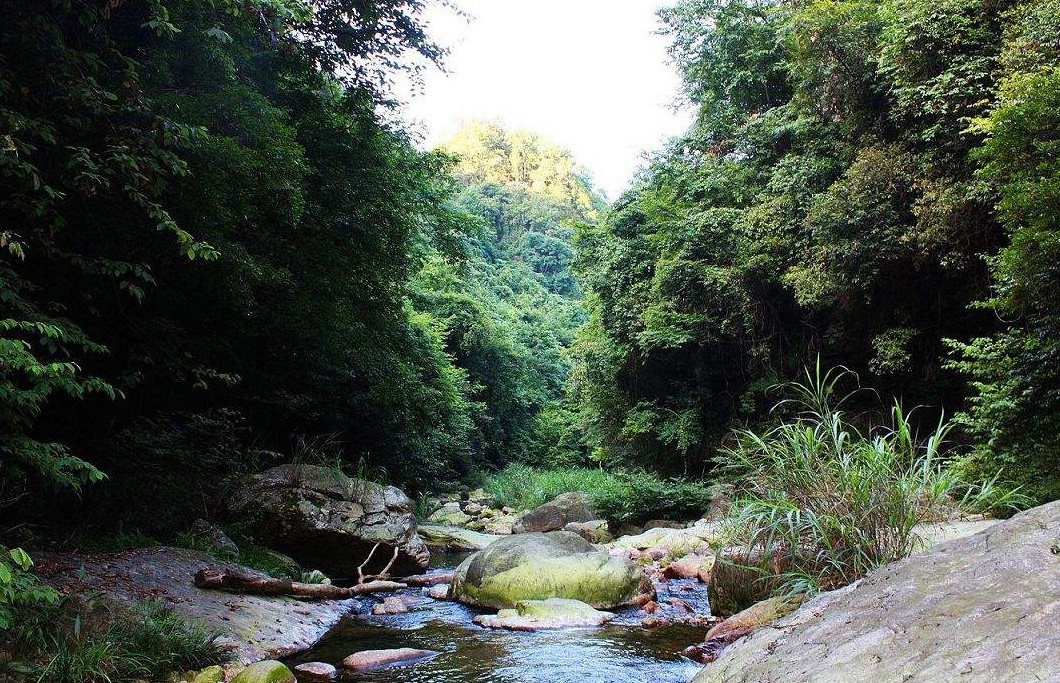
<box><xmin>32</xmin><ymin>476</ymin><xmax>1060</xmax><ymax>683</ymax></box>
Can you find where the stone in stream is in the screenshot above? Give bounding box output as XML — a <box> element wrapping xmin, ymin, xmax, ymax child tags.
<box><xmin>230</xmin><ymin>661</ymin><xmax>296</xmax><ymax>683</ymax></box>
<box><xmin>663</xmin><ymin>553</ymin><xmax>715</xmax><ymax>582</ymax></box>
<box><xmin>342</xmin><ymin>648</ymin><xmax>439</xmax><ymax>671</ymax></box>
<box><xmin>512</xmin><ymin>491</ymin><xmax>598</xmax><ymax>533</ymax></box>
<box><xmin>292</xmin><ymin>662</ymin><xmax>337</xmax><ymax>683</ymax></box>
<box><xmin>428</xmin><ymin>583</ymin><xmax>451</xmax><ymax>600</ymax></box>
<box><xmin>473</xmin><ymin>598</ymin><xmax>615</xmax><ymax>630</ymax></box>
<box><xmin>371</xmin><ymin>596</ymin><xmax>409</xmax><ymax>615</ymax></box>
<box><xmin>228</xmin><ymin>464</ymin><xmax>429</xmax><ymax>579</ymax></box>
<box><xmin>452</xmin><ymin>530</ymin><xmax>651</xmax><ymax>609</ymax></box>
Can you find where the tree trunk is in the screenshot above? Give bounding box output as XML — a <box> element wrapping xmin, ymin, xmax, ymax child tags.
<box><xmin>194</xmin><ymin>568</ymin><xmax>405</xmax><ymax>598</ymax></box>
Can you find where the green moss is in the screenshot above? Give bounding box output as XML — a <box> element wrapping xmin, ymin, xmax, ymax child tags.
<box><xmin>230</xmin><ymin>660</ymin><xmax>295</xmax><ymax>683</ymax></box>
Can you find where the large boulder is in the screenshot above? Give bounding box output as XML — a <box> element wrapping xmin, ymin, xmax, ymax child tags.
<box><xmin>228</xmin><ymin>464</ymin><xmax>428</xmax><ymax>579</ymax></box>
<box><xmin>692</xmin><ymin>501</ymin><xmax>1060</xmax><ymax>683</ymax></box>
<box><xmin>452</xmin><ymin>531</ymin><xmax>649</xmax><ymax>609</ymax></box>
<box><xmin>513</xmin><ymin>492</ymin><xmax>597</xmax><ymax>533</ymax></box>
<box><xmin>230</xmin><ymin>661</ymin><xmax>295</xmax><ymax>683</ymax></box>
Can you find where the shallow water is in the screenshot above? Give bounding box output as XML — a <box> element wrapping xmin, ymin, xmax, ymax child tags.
<box><xmin>288</xmin><ymin>554</ymin><xmax>710</xmax><ymax>683</ymax></box>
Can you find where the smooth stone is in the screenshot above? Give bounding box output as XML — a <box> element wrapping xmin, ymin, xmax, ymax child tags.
<box><xmin>292</xmin><ymin>662</ymin><xmax>336</xmax><ymax>683</ymax></box>
<box><xmin>371</xmin><ymin>596</ymin><xmax>409</xmax><ymax>614</ymax></box>
<box><xmin>342</xmin><ymin>648</ymin><xmax>439</xmax><ymax>671</ymax></box>
<box><xmin>512</xmin><ymin>491</ymin><xmax>597</xmax><ymax>533</ymax></box>
<box><xmin>417</xmin><ymin>524</ymin><xmax>498</xmax><ymax>551</ymax></box>
<box><xmin>473</xmin><ymin>598</ymin><xmax>614</xmax><ymax>630</ymax></box>
<box><xmin>663</xmin><ymin>553</ymin><xmax>715</xmax><ymax>582</ymax></box>
<box><xmin>428</xmin><ymin>583</ymin><xmax>451</xmax><ymax>600</ymax></box>
<box><xmin>564</xmin><ymin>519</ymin><xmax>613</xmax><ymax>543</ymax></box>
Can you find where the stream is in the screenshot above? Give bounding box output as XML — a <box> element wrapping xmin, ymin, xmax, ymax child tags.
<box><xmin>287</xmin><ymin>551</ymin><xmax>710</xmax><ymax>683</ymax></box>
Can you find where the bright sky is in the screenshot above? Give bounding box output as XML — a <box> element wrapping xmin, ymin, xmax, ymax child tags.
<box><xmin>398</xmin><ymin>0</ymin><xmax>694</xmax><ymax>199</ymax></box>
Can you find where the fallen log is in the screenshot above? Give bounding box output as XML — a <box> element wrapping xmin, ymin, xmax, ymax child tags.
<box><xmin>400</xmin><ymin>571</ymin><xmax>455</xmax><ymax>587</ymax></box>
<box><xmin>194</xmin><ymin>568</ymin><xmax>405</xmax><ymax>599</ymax></box>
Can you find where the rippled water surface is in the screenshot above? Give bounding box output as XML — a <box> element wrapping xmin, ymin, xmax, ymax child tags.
<box><xmin>288</xmin><ymin>554</ymin><xmax>709</xmax><ymax>683</ymax></box>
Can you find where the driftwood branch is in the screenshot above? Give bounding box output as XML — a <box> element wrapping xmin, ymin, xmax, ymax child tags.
<box><xmin>400</xmin><ymin>571</ymin><xmax>455</xmax><ymax>587</ymax></box>
<box><xmin>194</xmin><ymin>568</ymin><xmax>405</xmax><ymax>599</ymax></box>
<box><xmin>356</xmin><ymin>542</ymin><xmax>400</xmax><ymax>584</ymax></box>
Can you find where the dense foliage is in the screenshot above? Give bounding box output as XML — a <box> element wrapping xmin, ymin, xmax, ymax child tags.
<box><xmin>0</xmin><ymin>0</ymin><xmax>477</xmax><ymax>536</ymax></box>
<box><xmin>575</xmin><ymin>0</ymin><xmax>1060</xmax><ymax>499</ymax></box>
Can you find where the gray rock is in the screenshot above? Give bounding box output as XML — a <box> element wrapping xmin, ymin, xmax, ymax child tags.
<box><xmin>564</xmin><ymin>519</ymin><xmax>612</xmax><ymax>543</ymax></box>
<box><xmin>417</xmin><ymin>524</ymin><xmax>498</xmax><ymax>551</ymax></box>
<box><xmin>34</xmin><ymin>547</ymin><xmax>356</xmax><ymax>664</ymax></box>
<box><xmin>228</xmin><ymin>464</ymin><xmax>428</xmax><ymax>579</ymax></box>
<box><xmin>427</xmin><ymin>502</ymin><xmax>472</xmax><ymax>526</ymax></box>
<box><xmin>513</xmin><ymin>491</ymin><xmax>597</xmax><ymax>533</ymax></box>
<box><xmin>692</xmin><ymin>501</ymin><xmax>1060</xmax><ymax>683</ymax></box>
<box><xmin>342</xmin><ymin>648</ymin><xmax>438</xmax><ymax>671</ymax></box>
<box><xmin>292</xmin><ymin>662</ymin><xmax>336</xmax><ymax>683</ymax></box>
<box><xmin>190</xmin><ymin>519</ymin><xmax>239</xmax><ymax>561</ymax></box>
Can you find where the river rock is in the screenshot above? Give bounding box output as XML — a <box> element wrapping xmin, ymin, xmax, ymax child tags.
<box><xmin>342</xmin><ymin>648</ymin><xmax>438</xmax><ymax>671</ymax></box>
<box><xmin>692</xmin><ymin>501</ymin><xmax>1060</xmax><ymax>683</ymax></box>
<box><xmin>371</xmin><ymin>596</ymin><xmax>409</xmax><ymax>614</ymax></box>
<box><xmin>452</xmin><ymin>530</ymin><xmax>650</xmax><ymax>609</ymax></box>
<box><xmin>427</xmin><ymin>502</ymin><xmax>473</xmax><ymax>526</ymax></box>
<box><xmin>564</xmin><ymin>519</ymin><xmax>612</xmax><ymax>543</ymax></box>
<box><xmin>292</xmin><ymin>662</ymin><xmax>336</xmax><ymax>683</ymax></box>
<box><xmin>417</xmin><ymin>524</ymin><xmax>498</xmax><ymax>551</ymax></box>
<box><xmin>513</xmin><ymin>492</ymin><xmax>597</xmax><ymax>533</ymax></box>
<box><xmin>663</xmin><ymin>553</ymin><xmax>714</xmax><ymax>581</ymax></box>
<box><xmin>228</xmin><ymin>464</ymin><xmax>429</xmax><ymax>579</ymax></box>
<box><xmin>473</xmin><ymin>598</ymin><xmax>615</xmax><ymax>630</ymax></box>
<box><xmin>191</xmin><ymin>666</ymin><xmax>225</xmax><ymax>683</ymax></box>
<box><xmin>231</xmin><ymin>661</ymin><xmax>295</xmax><ymax>683</ymax></box>
<box><xmin>428</xmin><ymin>583</ymin><xmax>451</xmax><ymax>599</ymax></box>
<box><xmin>609</xmin><ymin>526</ymin><xmax>715</xmax><ymax>559</ymax></box>
<box><xmin>467</xmin><ymin>488</ymin><xmax>495</xmax><ymax>505</ymax></box>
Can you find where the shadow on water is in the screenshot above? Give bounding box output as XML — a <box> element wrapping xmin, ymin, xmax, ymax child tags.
<box><xmin>288</xmin><ymin>554</ymin><xmax>708</xmax><ymax>683</ymax></box>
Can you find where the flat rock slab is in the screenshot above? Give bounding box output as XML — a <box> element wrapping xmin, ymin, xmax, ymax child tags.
<box><xmin>417</xmin><ymin>524</ymin><xmax>499</xmax><ymax>551</ymax></box>
<box><xmin>473</xmin><ymin>597</ymin><xmax>614</xmax><ymax>631</ymax></box>
<box><xmin>34</xmin><ymin>547</ymin><xmax>357</xmax><ymax>664</ymax></box>
<box><xmin>342</xmin><ymin>648</ymin><xmax>439</xmax><ymax>671</ymax></box>
<box><xmin>692</xmin><ymin>502</ymin><xmax>1060</xmax><ymax>683</ymax></box>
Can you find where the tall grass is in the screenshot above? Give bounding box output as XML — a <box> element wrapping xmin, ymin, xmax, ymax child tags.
<box><xmin>9</xmin><ymin>600</ymin><xmax>232</xmax><ymax>683</ymax></box>
<box><xmin>722</xmin><ymin>362</ymin><xmax>1024</xmax><ymax>593</ymax></box>
<box><xmin>484</xmin><ymin>464</ymin><xmax>712</xmax><ymax>525</ymax></box>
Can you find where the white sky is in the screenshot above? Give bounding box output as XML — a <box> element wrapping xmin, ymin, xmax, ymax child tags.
<box><xmin>398</xmin><ymin>0</ymin><xmax>694</xmax><ymax>199</ymax></box>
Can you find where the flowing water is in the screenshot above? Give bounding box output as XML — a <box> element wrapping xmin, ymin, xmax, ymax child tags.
<box><xmin>288</xmin><ymin>553</ymin><xmax>710</xmax><ymax>683</ymax></box>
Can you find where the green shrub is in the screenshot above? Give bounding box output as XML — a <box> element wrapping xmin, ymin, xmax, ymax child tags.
<box><xmin>484</xmin><ymin>464</ymin><xmax>712</xmax><ymax>524</ymax></box>
<box><xmin>721</xmin><ymin>363</ymin><xmax>1025</xmax><ymax>595</ymax></box>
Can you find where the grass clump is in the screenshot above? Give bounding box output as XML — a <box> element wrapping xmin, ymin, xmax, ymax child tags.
<box><xmin>484</xmin><ymin>464</ymin><xmax>712</xmax><ymax>525</ymax></box>
<box><xmin>5</xmin><ymin>599</ymin><xmax>232</xmax><ymax>683</ymax></box>
<box><xmin>721</xmin><ymin>362</ymin><xmax>1025</xmax><ymax>595</ymax></box>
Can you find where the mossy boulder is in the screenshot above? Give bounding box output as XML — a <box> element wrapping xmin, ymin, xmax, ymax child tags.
<box><xmin>452</xmin><ymin>531</ymin><xmax>649</xmax><ymax>609</ymax></box>
<box><xmin>191</xmin><ymin>666</ymin><xmax>225</xmax><ymax>683</ymax></box>
<box><xmin>230</xmin><ymin>661</ymin><xmax>295</xmax><ymax>683</ymax></box>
